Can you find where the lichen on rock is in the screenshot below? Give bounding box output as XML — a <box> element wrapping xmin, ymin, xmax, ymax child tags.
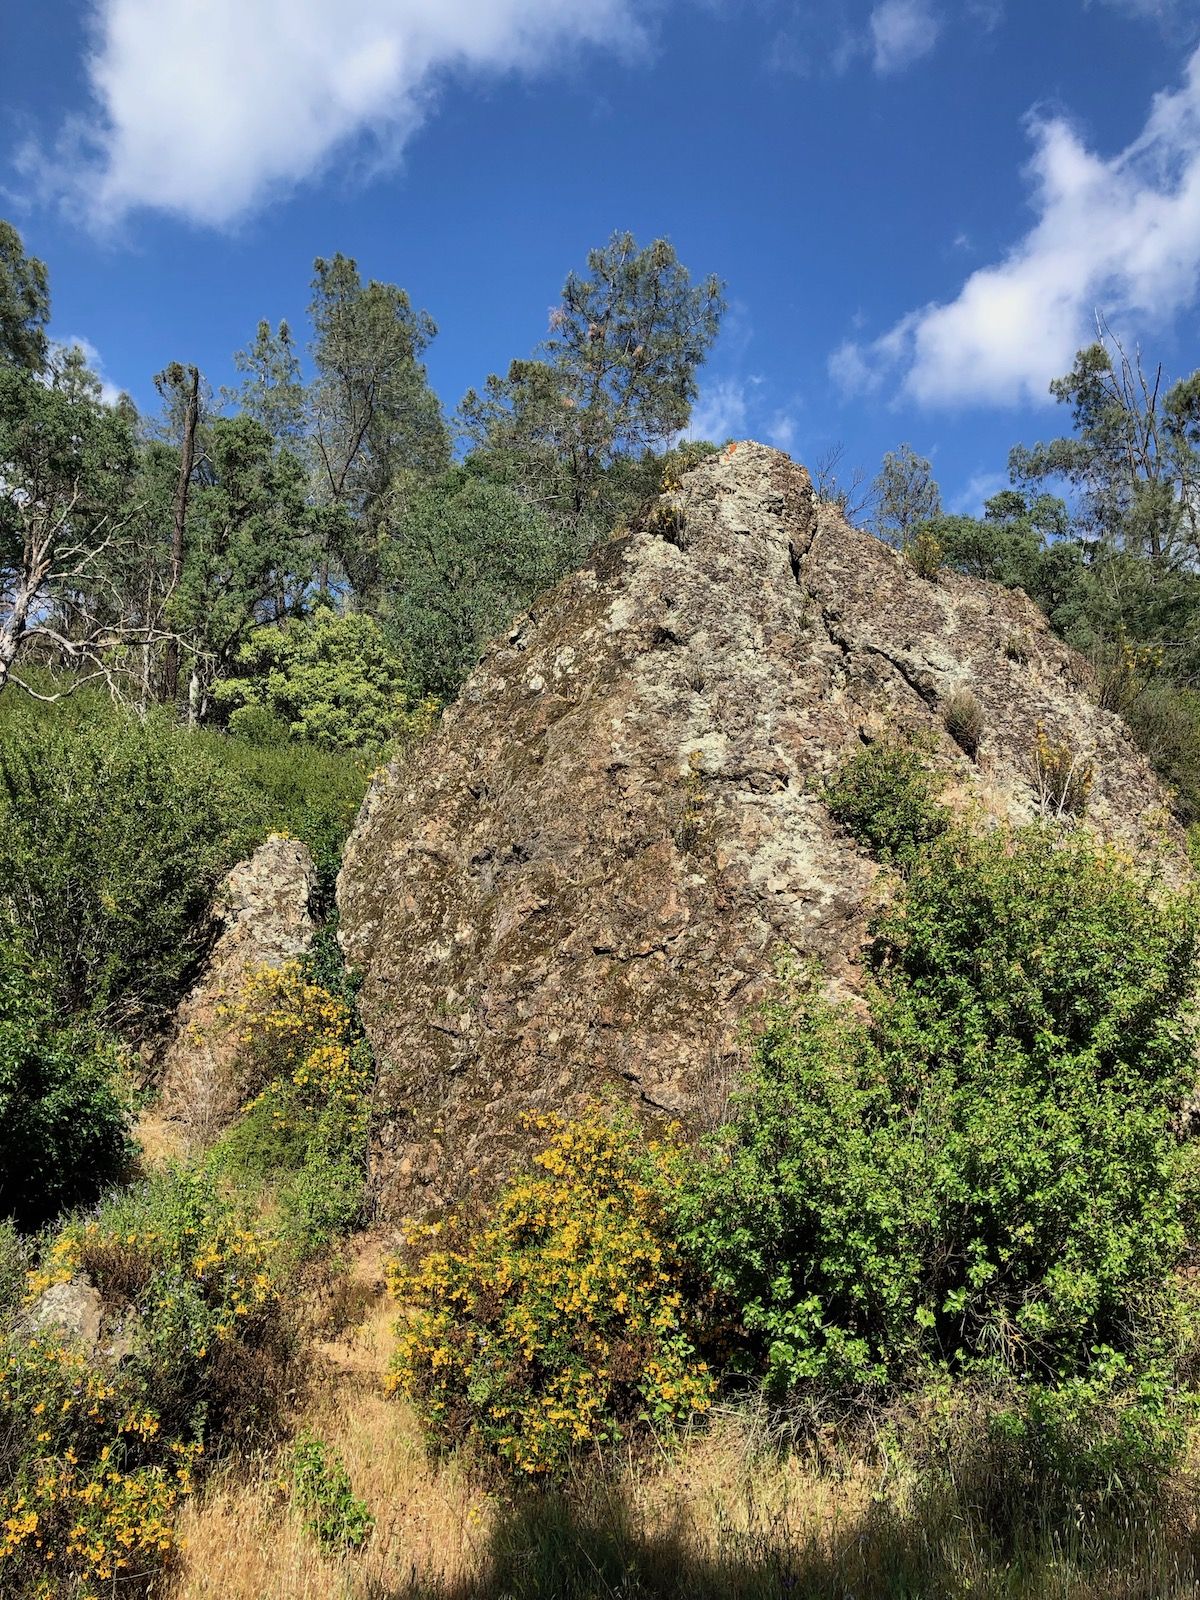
<box><xmin>157</xmin><ymin>833</ymin><xmax>318</xmax><ymax>1146</ymax></box>
<box><xmin>337</xmin><ymin>441</ymin><xmax>1186</xmax><ymax>1216</ymax></box>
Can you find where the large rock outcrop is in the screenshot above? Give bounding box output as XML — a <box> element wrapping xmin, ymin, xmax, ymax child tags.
<box><xmin>157</xmin><ymin>833</ymin><xmax>318</xmax><ymax>1145</ymax></box>
<box><xmin>338</xmin><ymin>442</ymin><xmax>1186</xmax><ymax>1215</ymax></box>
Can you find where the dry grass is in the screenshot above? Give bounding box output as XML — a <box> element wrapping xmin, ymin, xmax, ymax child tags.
<box><xmin>134</xmin><ymin>1108</ymin><xmax>189</xmax><ymax>1170</ymax></box>
<box><xmin>163</xmin><ymin>1238</ymin><xmax>1200</xmax><ymax>1600</ymax></box>
<box><xmin>168</xmin><ymin>1249</ymin><xmax>490</xmax><ymax>1599</ymax></box>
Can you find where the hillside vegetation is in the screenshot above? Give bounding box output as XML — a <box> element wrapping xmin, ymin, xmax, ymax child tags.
<box><xmin>6</xmin><ymin>216</ymin><xmax>1200</xmax><ymax>1597</ymax></box>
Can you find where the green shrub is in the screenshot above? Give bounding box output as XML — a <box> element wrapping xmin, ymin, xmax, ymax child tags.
<box><xmin>676</xmin><ymin>827</ymin><xmax>1199</xmax><ymax>1413</ymax></box>
<box><xmin>0</xmin><ymin>712</ymin><xmax>267</xmax><ymax>1021</ymax></box>
<box><xmin>0</xmin><ymin>1221</ymin><xmax>29</xmax><ymax>1316</ymax></box>
<box><xmin>0</xmin><ymin>936</ymin><xmax>133</xmax><ymax>1229</ymax></box>
<box><xmin>985</xmin><ymin>1358</ymin><xmax>1187</xmax><ymax>1525</ymax></box>
<box><xmin>824</xmin><ymin>738</ymin><xmax>949</xmax><ymax>867</ymax></box>
<box><xmin>189</xmin><ymin>730</ymin><xmax>370</xmax><ymax>906</ymax></box>
<box><xmin>288</xmin><ymin>1435</ymin><xmax>374</xmax><ymax>1551</ymax></box>
<box><xmin>905</xmin><ymin>526</ymin><xmax>943</xmax><ymax>579</ymax></box>
<box><xmin>1123</xmin><ymin>681</ymin><xmax>1200</xmax><ymax>824</ymax></box>
<box><xmin>386</xmin><ymin>1112</ymin><xmax>716</xmax><ymax>1478</ymax></box>
<box><xmin>213</xmin><ymin>609</ymin><xmax>431</xmax><ymax>754</ymax></box>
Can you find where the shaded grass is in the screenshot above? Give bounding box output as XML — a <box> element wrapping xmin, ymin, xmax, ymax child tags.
<box><xmin>166</xmin><ymin>1264</ymin><xmax>1200</xmax><ymax>1600</ymax></box>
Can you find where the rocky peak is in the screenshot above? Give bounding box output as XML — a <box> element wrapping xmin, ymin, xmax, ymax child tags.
<box><xmin>338</xmin><ymin>441</ymin><xmax>1184</xmax><ymax>1215</ymax></box>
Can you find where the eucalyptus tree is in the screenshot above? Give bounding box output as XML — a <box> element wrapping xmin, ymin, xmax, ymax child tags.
<box><xmin>1011</xmin><ymin>324</ymin><xmax>1200</xmax><ymax>566</ymax></box>
<box><xmin>0</xmin><ymin>353</ymin><xmax>141</xmax><ymax>698</ymax></box>
<box><xmin>872</xmin><ymin>444</ymin><xmax>941</xmax><ymax>550</ymax></box>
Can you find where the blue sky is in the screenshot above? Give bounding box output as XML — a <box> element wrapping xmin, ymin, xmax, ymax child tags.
<box><xmin>2</xmin><ymin>0</ymin><xmax>1199</xmax><ymax>513</ymax></box>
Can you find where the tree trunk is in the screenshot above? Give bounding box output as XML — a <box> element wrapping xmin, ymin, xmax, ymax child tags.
<box><xmin>0</xmin><ymin>561</ymin><xmax>43</xmax><ymax>699</ymax></box>
<box><xmin>163</xmin><ymin>365</ymin><xmax>200</xmax><ymax>704</ymax></box>
<box><xmin>187</xmin><ymin>664</ymin><xmax>202</xmax><ymax>730</ymax></box>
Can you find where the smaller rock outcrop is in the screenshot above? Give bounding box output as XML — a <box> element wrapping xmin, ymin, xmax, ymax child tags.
<box><xmin>157</xmin><ymin>834</ymin><xmax>317</xmax><ymax>1144</ymax></box>
<box><xmin>21</xmin><ymin>1277</ymin><xmax>142</xmax><ymax>1363</ymax></box>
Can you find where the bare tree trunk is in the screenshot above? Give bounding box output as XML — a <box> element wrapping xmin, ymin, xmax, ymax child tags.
<box><xmin>163</xmin><ymin>365</ymin><xmax>200</xmax><ymax>704</ymax></box>
<box><xmin>0</xmin><ymin>562</ymin><xmax>46</xmax><ymax>698</ymax></box>
<box><xmin>187</xmin><ymin>664</ymin><xmax>202</xmax><ymax>729</ymax></box>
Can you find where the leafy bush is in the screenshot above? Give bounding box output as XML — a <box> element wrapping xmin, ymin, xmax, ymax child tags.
<box><xmin>386</xmin><ymin>1112</ymin><xmax>716</xmax><ymax>1477</ymax></box>
<box><xmin>0</xmin><ymin>712</ymin><xmax>267</xmax><ymax>1021</ymax></box>
<box><xmin>1122</xmin><ymin>681</ymin><xmax>1200</xmax><ymax>825</ymax></box>
<box><xmin>676</xmin><ymin>827</ymin><xmax>1199</xmax><ymax>1411</ymax></box>
<box><xmin>824</xmin><ymin>738</ymin><xmax>949</xmax><ymax>867</ymax></box>
<box><xmin>905</xmin><ymin>525</ymin><xmax>943</xmax><ymax>579</ymax></box>
<box><xmin>0</xmin><ymin>1223</ymin><xmax>29</xmax><ymax>1317</ymax></box>
<box><xmin>288</xmin><ymin>1435</ymin><xmax>374</xmax><ymax>1550</ymax></box>
<box><xmin>984</xmin><ymin>1357</ymin><xmax>1188</xmax><ymax>1525</ymax></box>
<box><xmin>213</xmin><ymin>609</ymin><xmax>435</xmax><ymax>754</ymax></box>
<box><xmin>0</xmin><ymin>936</ymin><xmax>133</xmax><ymax>1229</ymax></box>
<box><xmin>191</xmin><ymin>728</ymin><xmax>370</xmax><ymax>908</ymax></box>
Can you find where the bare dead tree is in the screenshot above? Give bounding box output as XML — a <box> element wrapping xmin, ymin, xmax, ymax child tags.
<box><xmin>158</xmin><ymin>362</ymin><xmax>200</xmax><ymax>702</ymax></box>
<box><xmin>0</xmin><ymin>491</ymin><xmax>182</xmax><ymax>702</ymax></box>
<box><xmin>812</xmin><ymin>440</ymin><xmax>874</xmax><ymax>525</ymax></box>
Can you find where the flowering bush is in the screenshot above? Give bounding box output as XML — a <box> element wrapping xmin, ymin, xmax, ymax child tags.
<box><xmin>0</xmin><ymin>1329</ymin><xmax>201</xmax><ymax>1596</ymax></box>
<box><xmin>213</xmin><ymin>963</ymin><xmax>372</xmax><ymax>1252</ymax></box>
<box><xmin>386</xmin><ymin>1113</ymin><xmax>716</xmax><ymax>1477</ymax></box>
<box><xmin>0</xmin><ymin>962</ymin><xmax>368</xmax><ymax>1598</ymax></box>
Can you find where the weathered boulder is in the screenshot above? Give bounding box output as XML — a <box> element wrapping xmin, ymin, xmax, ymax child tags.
<box><xmin>21</xmin><ymin>1276</ymin><xmax>142</xmax><ymax>1363</ymax></box>
<box><xmin>157</xmin><ymin>833</ymin><xmax>318</xmax><ymax>1144</ymax></box>
<box><xmin>338</xmin><ymin>442</ymin><xmax>1186</xmax><ymax>1215</ymax></box>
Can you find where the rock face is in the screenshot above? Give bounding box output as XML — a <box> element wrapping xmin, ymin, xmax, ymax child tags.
<box><xmin>338</xmin><ymin>442</ymin><xmax>1185</xmax><ymax>1216</ymax></box>
<box><xmin>158</xmin><ymin>833</ymin><xmax>318</xmax><ymax>1143</ymax></box>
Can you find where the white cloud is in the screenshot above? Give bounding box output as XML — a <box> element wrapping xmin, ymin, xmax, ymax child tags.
<box><xmin>831</xmin><ymin>46</ymin><xmax>1200</xmax><ymax>407</ymax></box>
<box><xmin>30</xmin><ymin>0</ymin><xmax>648</xmax><ymax>228</ymax></box>
<box><xmin>1090</xmin><ymin>0</ymin><xmax>1189</xmax><ymax>21</ymax></box>
<box><xmin>54</xmin><ymin>336</ymin><xmax>125</xmax><ymax>406</ymax></box>
<box><xmin>950</xmin><ymin>470</ymin><xmax>1008</xmax><ymax>514</ymax></box>
<box><xmin>965</xmin><ymin>0</ymin><xmax>1004</xmax><ymax>32</ymax></box>
<box><xmin>869</xmin><ymin>0</ymin><xmax>941</xmax><ymax>74</ymax></box>
<box><xmin>683</xmin><ymin>376</ymin><xmax>752</xmax><ymax>443</ymax></box>
<box><xmin>767</xmin><ymin>409</ymin><xmax>798</xmax><ymax>451</ymax></box>
<box><xmin>766</xmin><ymin>29</ymin><xmax>811</xmax><ymax>76</ymax></box>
